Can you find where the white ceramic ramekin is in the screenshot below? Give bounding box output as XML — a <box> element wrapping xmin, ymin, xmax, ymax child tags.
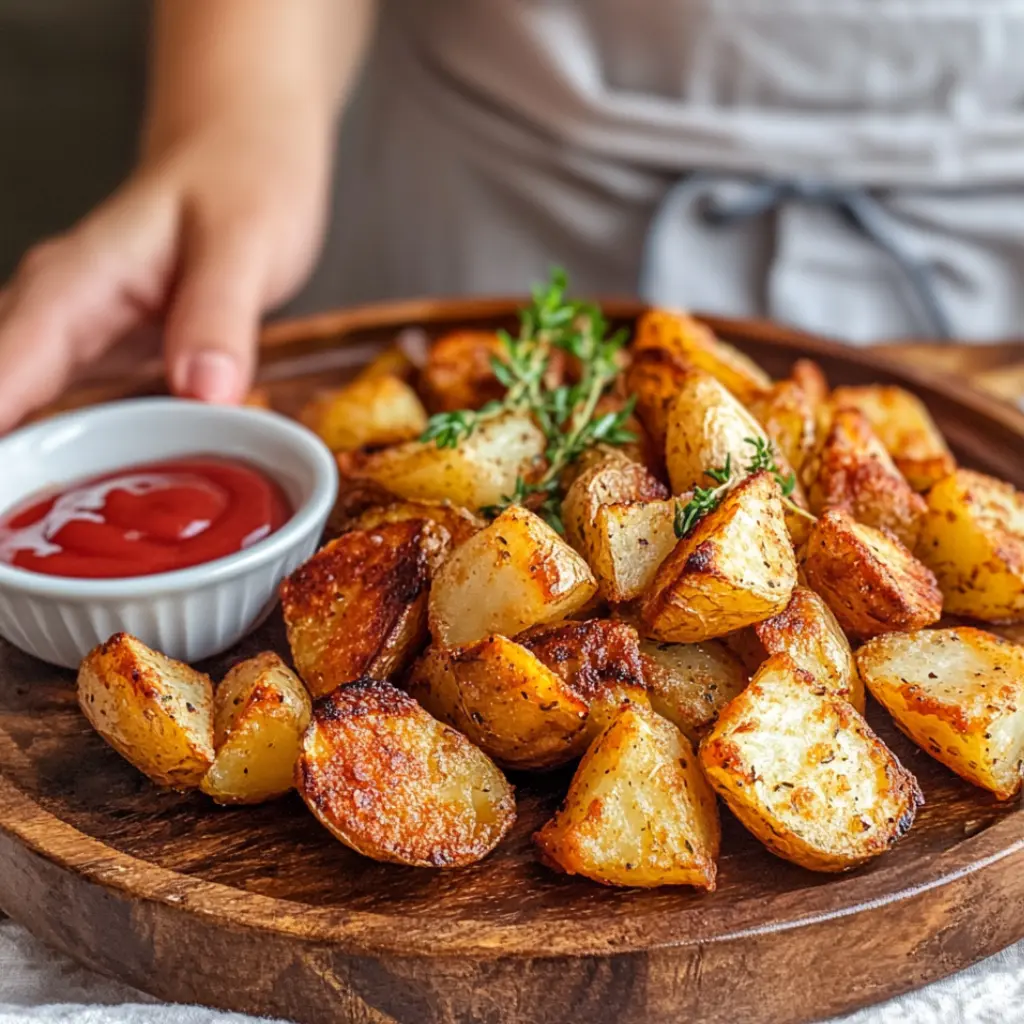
<box><xmin>0</xmin><ymin>398</ymin><xmax>338</xmax><ymax>669</ymax></box>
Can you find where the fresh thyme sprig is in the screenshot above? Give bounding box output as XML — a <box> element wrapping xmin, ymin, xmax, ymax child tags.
<box><xmin>421</xmin><ymin>268</ymin><xmax>635</xmax><ymax>531</ymax></box>
<box><xmin>673</xmin><ymin>437</ymin><xmax>815</xmax><ymax>538</ymax></box>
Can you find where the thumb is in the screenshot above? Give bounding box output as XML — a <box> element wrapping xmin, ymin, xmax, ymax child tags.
<box><xmin>164</xmin><ymin>216</ymin><xmax>270</xmax><ymax>404</ymax></box>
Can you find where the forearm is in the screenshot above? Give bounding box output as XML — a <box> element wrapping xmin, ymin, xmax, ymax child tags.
<box><xmin>143</xmin><ymin>0</ymin><xmax>376</xmax><ymax>159</ymax></box>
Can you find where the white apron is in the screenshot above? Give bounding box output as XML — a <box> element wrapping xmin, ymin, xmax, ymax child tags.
<box><xmin>301</xmin><ymin>0</ymin><xmax>1024</xmax><ymax>342</ymax></box>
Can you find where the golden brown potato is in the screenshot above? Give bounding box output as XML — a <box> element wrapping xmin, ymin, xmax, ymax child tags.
<box><xmin>917</xmin><ymin>469</ymin><xmax>1024</xmax><ymax>623</ymax></box>
<box><xmin>700</xmin><ymin>653</ymin><xmax>922</xmax><ymax>872</ymax></box>
<box><xmin>754</xmin><ymin>587</ymin><xmax>866</xmax><ymax>712</ymax></box>
<box><xmin>326</xmin><ymin>450</ymin><xmax>400</xmax><ymax>537</ymax></box>
<box><xmin>790</xmin><ymin>359</ymin><xmax>830</xmax><ymax>408</ymax></box>
<box><xmin>448</xmin><ymin>635</ymin><xmax>590</xmax><ymax>769</ymax></box>
<box><xmin>404</xmin><ymin>645</ymin><xmax>466</xmax><ymax>729</ymax></box>
<box><xmin>420</xmin><ymin>330</ymin><xmax>506</xmax><ymax>413</ymax></box>
<box><xmin>356</xmin><ymin>344</ymin><xmax>417</xmax><ymax>384</ymax></box>
<box><xmin>802</xmin><ymin>509</ymin><xmax>942</xmax><ymax>640</ymax></box>
<box><xmin>642</xmin><ymin>471</ymin><xmax>798</xmax><ymax>642</ymax></box>
<box><xmin>857</xmin><ymin>627</ymin><xmax>1024</xmax><ymax>800</ymax></box>
<box><xmin>832</xmin><ymin>384</ymin><xmax>955</xmax><ymax>492</ymax></box>
<box><xmin>746</xmin><ymin>379</ymin><xmax>817</xmax><ymax>478</ymax></box>
<box><xmin>299</xmin><ymin>374</ymin><xmax>428</xmax><ymax>452</ymax></box>
<box><xmin>296</xmin><ymin>679</ymin><xmax>516</xmax><ymax>867</ymax></box>
<box><xmin>591</xmin><ymin>392</ymin><xmax>661</xmax><ymax>473</ymax></box>
<box><xmin>805</xmin><ymin>407</ymin><xmax>926</xmax><ymax>549</ymax></box>
<box><xmin>640</xmin><ymin>639</ymin><xmax>748</xmax><ymax>741</ymax></box>
<box><xmin>77</xmin><ymin>633</ymin><xmax>214</xmax><ymax>790</ymax></box>
<box><xmin>428</xmin><ymin>505</ymin><xmax>597</xmax><ymax>647</ymax></box>
<box><xmin>281</xmin><ymin>520</ymin><xmax>449</xmax><ymax>696</ymax></box>
<box><xmin>634</xmin><ymin>308</ymin><xmax>770</xmax><ymax>403</ymax></box>
<box><xmin>535</xmin><ymin>703</ymin><xmax>720</xmax><ymax>888</ymax></box>
<box><xmin>359</xmin><ymin>411</ymin><xmax>547</xmax><ymax>510</ymax></box>
<box><xmin>624</xmin><ymin>347</ymin><xmax>691</xmax><ymax>457</ymax></box>
<box><xmin>200</xmin><ymin>653</ymin><xmax>312</xmax><ymax>805</ymax></box>
<box><xmin>347</xmin><ymin>500</ymin><xmax>484</xmax><ymax>549</ymax></box>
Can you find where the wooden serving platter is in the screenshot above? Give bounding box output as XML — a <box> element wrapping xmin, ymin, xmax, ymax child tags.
<box><xmin>2</xmin><ymin>300</ymin><xmax>1024</xmax><ymax>1024</ymax></box>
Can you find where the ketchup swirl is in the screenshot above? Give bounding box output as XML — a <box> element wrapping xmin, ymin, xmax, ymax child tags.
<box><xmin>0</xmin><ymin>457</ymin><xmax>291</xmax><ymax>579</ymax></box>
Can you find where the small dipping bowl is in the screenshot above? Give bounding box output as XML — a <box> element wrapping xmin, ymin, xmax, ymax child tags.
<box><xmin>0</xmin><ymin>398</ymin><xmax>338</xmax><ymax>668</ymax></box>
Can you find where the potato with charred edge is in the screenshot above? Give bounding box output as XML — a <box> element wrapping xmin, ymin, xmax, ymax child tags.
<box><xmin>754</xmin><ymin>587</ymin><xmax>866</xmax><ymax>712</ymax></box>
<box><xmin>805</xmin><ymin>407</ymin><xmax>926</xmax><ymax>550</ymax></box>
<box><xmin>429</xmin><ymin>505</ymin><xmax>597</xmax><ymax>647</ymax></box>
<box><xmin>642</xmin><ymin>471</ymin><xmax>797</xmax><ymax>643</ymax></box>
<box><xmin>359</xmin><ymin>410</ymin><xmax>547</xmax><ymax>510</ymax></box>
<box><xmin>77</xmin><ymin>633</ymin><xmax>214</xmax><ymax>790</ymax></box>
<box><xmin>857</xmin><ymin>627</ymin><xmax>1024</xmax><ymax>800</ymax></box>
<box><xmin>299</xmin><ymin>375</ymin><xmax>428</xmax><ymax>453</ymax></box>
<box><xmin>640</xmin><ymin>639</ymin><xmax>749</xmax><ymax>742</ymax></box>
<box><xmin>296</xmin><ymin>679</ymin><xmax>516</xmax><ymax>867</ymax></box>
<box><xmin>917</xmin><ymin>469</ymin><xmax>1024</xmax><ymax>623</ymax></box>
<box><xmin>802</xmin><ymin>509</ymin><xmax>942</xmax><ymax>640</ymax></box>
<box><xmin>700</xmin><ymin>653</ymin><xmax>923</xmax><ymax>873</ymax></box>
<box><xmin>832</xmin><ymin>384</ymin><xmax>955</xmax><ymax>492</ymax></box>
<box><xmin>746</xmin><ymin>379</ymin><xmax>817</xmax><ymax>479</ymax></box>
<box><xmin>633</xmin><ymin>308</ymin><xmax>770</xmax><ymax>403</ymax></box>
<box><xmin>281</xmin><ymin>519</ymin><xmax>449</xmax><ymax>697</ymax></box>
<box><xmin>201</xmin><ymin>653</ymin><xmax>312</xmax><ymax>805</ymax></box>
<box><xmin>535</xmin><ymin>703</ymin><xmax>720</xmax><ymax>888</ymax></box>
<box><xmin>347</xmin><ymin>500</ymin><xmax>484</xmax><ymax>549</ymax></box>
<box><xmin>419</xmin><ymin>330</ymin><xmax>506</xmax><ymax>413</ymax></box>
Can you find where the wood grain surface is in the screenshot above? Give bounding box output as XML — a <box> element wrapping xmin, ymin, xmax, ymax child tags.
<box><xmin>1</xmin><ymin>302</ymin><xmax>1024</xmax><ymax>1024</ymax></box>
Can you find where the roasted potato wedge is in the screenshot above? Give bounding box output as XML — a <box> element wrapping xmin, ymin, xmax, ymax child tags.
<box><xmin>200</xmin><ymin>653</ymin><xmax>312</xmax><ymax>805</ymax></box>
<box><xmin>642</xmin><ymin>471</ymin><xmax>797</xmax><ymax>642</ymax></box>
<box><xmin>917</xmin><ymin>469</ymin><xmax>1024</xmax><ymax>623</ymax></box>
<box><xmin>832</xmin><ymin>384</ymin><xmax>955</xmax><ymax>492</ymax></box>
<box><xmin>359</xmin><ymin>411</ymin><xmax>546</xmax><ymax>510</ymax></box>
<box><xmin>634</xmin><ymin>308</ymin><xmax>770</xmax><ymax>403</ymax></box>
<box><xmin>297</xmin><ymin>679</ymin><xmax>516</xmax><ymax>866</ymax></box>
<box><xmin>347</xmin><ymin>500</ymin><xmax>484</xmax><ymax>548</ymax></box>
<box><xmin>805</xmin><ymin>407</ymin><xmax>926</xmax><ymax>549</ymax></box>
<box><xmin>429</xmin><ymin>505</ymin><xmax>597</xmax><ymax>646</ymax></box>
<box><xmin>404</xmin><ymin>644</ymin><xmax>466</xmax><ymax>729</ymax></box>
<box><xmin>449</xmin><ymin>635</ymin><xmax>590</xmax><ymax>769</ymax></box>
<box><xmin>802</xmin><ymin>509</ymin><xmax>942</xmax><ymax>639</ymax></box>
<box><xmin>754</xmin><ymin>586</ymin><xmax>866</xmax><ymax>712</ymax></box>
<box><xmin>535</xmin><ymin>703</ymin><xmax>720</xmax><ymax>888</ymax></box>
<box><xmin>746</xmin><ymin>379</ymin><xmax>817</xmax><ymax>478</ymax></box>
<box><xmin>326</xmin><ymin>450</ymin><xmax>400</xmax><ymax>537</ymax></box>
<box><xmin>299</xmin><ymin>374</ymin><xmax>428</xmax><ymax>453</ymax></box>
<box><xmin>281</xmin><ymin>520</ymin><xmax>449</xmax><ymax>696</ymax></box>
<box><xmin>357</xmin><ymin>343</ymin><xmax>417</xmax><ymax>384</ymax></box>
<box><xmin>77</xmin><ymin>633</ymin><xmax>214</xmax><ymax>790</ymax></box>
<box><xmin>624</xmin><ymin>347</ymin><xmax>691</xmax><ymax>456</ymax></box>
<box><xmin>700</xmin><ymin>653</ymin><xmax>922</xmax><ymax>872</ymax></box>
<box><xmin>857</xmin><ymin>627</ymin><xmax>1024</xmax><ymax>800</ymax></box>
<box><xmin>790</xmin><ymin>359</ymin><xmax>830</xmax><ymax>408</ymax></box>
<box><xmin>420</xmin><ymin>330</ymin><xmax>506</xmax><ymax>413</ymax></box>
<box><xmin>640</xmin><ymin>639</ymin><xmax>748</xmax><ymax>741</ymax></box>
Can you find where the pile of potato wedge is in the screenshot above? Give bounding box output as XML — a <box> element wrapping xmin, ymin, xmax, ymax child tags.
<box><xmin>77</xmin><ymin>306</ymin><xmax>1024</xmax><ymax>890</ymax></box>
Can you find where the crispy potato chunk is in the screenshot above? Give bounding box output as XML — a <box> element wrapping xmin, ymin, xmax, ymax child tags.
<box><xmin>802</xmin><ymin>509</ymin><xmax>942</xmax><ymax>640</ymax></box>
<box><xmin>360</xmin><ymin>411</ymin><xmax>546</xmax><ymax>510</ymax></box>
<box><xmin>805</xmin><ymin>407</ymin><xmax>926</xmax><ymax>549</ymax></box>
<box><xmin>642</xmin><ymin>471</ymin><xmax>797</xmax><ymax>642</ymax></box>
<box><xmin>634</xmin><ymin>308</ymin><xmax>770</xmax><ymax>403</ymax></box>
<box><xmin>77</xmin><ymin>633</ymin><xmax>214</xmax><ymax>790</ymax></box>
<box><xmin>746</xmin><ymin>380</ymin><xmax>817</xmax><ymax>478</ymax></box>
<box><xmin>624</xmin><ymin>348</ymin><xmax>691</xmax><ymax>456</ymax></box>
<box><xmin>326</xmin><ymin>450</ymin><xmax>399</xmax><ymax>537</ymax></box>
<box><xmin>917</xmin><ymin>469</ymin><xmax>1024</xmax><ymax>623</ymax></box>
<box><xmin>832</xmin><ymin>385</ymin><xmax>955</xmax><ymax>492</ymax></box>
<box><xmin>790</xmin><ymin>359</ymin><xmax>830</xmax><ymax>408</ymax></box>
<box><xmin>299</xmin><ymin>374</ymin><xmax>428</xmax><ymax>453</ymax></box>
<box><xmin>281</xmin><ymin>520</ymin><xmax>449</xmax><ymax>696</ymax></box>
<box><xmin>200</xmin><ymin>653</ymin><xmax>312</xmax><ymax>805</ymax></box>
<box><xmin>357</xmin><ymin>344</ymin><xmax>417</xmax><ymax>384</ymax></box>
<box><xmin>428</xmin><ymin>505</ymin><xmax>597</xmax><ymax>647</ymax></box>
<box><xmin>754</xmin><ymin>587</ymin><xmax>866</xmax><ymax>712</ymax></box>
<box><xmin>640</xmin><ymin>639</ymin><xmax>748</xmax><ymax>742</ymax></box>
<box><xmin>535</xmin><ymin>703</ymin><xmax>720</xmax><ymax>888</ymax></box>
<box><xmin>297</xmin><ymin>679</ymin><xmax>516</xmax><ymax>867</ymax></box>
<box><xmin>348</xmin><ymin>500</ymin><xmax>484</xmax><ymax>549</ymax></box>
<box><xmin>700</xmin><ymin>654</ymin><xmax>922</xmax><ymax>872</ymax></box>
<box><xmin>420</xmin><ymin>330</ymin><xmax>506</xmax><ymax>413</ymax></box>
<box><xmin>858</xmin><ymin>627</ymin><xmax>1024</xmax><ymax>800</ymax></box>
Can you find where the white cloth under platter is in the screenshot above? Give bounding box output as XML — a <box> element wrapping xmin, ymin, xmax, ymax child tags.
<box><xmin>1</xmin><ymin>918</ymin><xmax>1022</xmax><ymax>1024</ymax></box>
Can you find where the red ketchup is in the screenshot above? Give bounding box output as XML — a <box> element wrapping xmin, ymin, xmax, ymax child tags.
<box><xmin>0</xmin><ymin>457</ymin><xmax>291</xmax><ymax>579</ymax></box>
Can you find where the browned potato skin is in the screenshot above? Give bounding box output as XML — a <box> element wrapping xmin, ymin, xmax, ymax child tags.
<box><xmin>281</xmin><ymin>520</ymin><xmax>449</xmax><ymax>696</ymax></box>
<box><xmin>700</xmin><ymin>654</ymin><xmax>923</xmax><ymax>873</ymax></box>
<box><xmin>805</xmin><ymin>407</ymin><xmax>926</xmax><ymax>550</ymax></box>
<box><xmin>535</xmin><ymin>702</ymin><xmax>720</xmax><ymax>889</ymax></box>
<box><xmin>754</xmin><ymin>586</ymin><xmax>866</xmax><ymax>712</ymax></box>
<box><xmin>349</xmin><ymin>500</ymin><xmax>484</xmax><ymax>549</ymax></box>
<box><xmin>790</xmin><ymin>359</ymin><xmax>830</xmax><ymax>408</ymax></box>
<box><xmin>77</xmin><ymin>633</ymin><xmax>214</xmax><ymax>790</ymax></box>
<box><xmin>296</xmin><ymin>679</ymin><xmax>516</xmax><ymax>867</ymax></box>
<box><xmin>857</xmin><ymin>627</ymin><xmax>1024</xmax><ymax>800</ymax></box>
<box><xmin>642</xmin><ymin>471</ymin><xmax>798</xmax><ymax>642</ymax></box>
<box><xmin>326</xmin><ymin>450</ymin><xmax>399</xmax><ymax>537</ymax></box>
<box><xmin>917</xmin><ymin>469</ymin><xmax>1024</xmax><ymax>623</ymax></box>
<box><xmin>624</xmin><ymin>347</ymin><xmax>691</xmax><ymax>457</ymax></box>
<box><xmin>802</xmin><ymin>509</ymin><xmax>942</xmax><ymax>640</ymax></box>
<box><xmin>746</xmin><ymin>380</ymin><xmax>817</xmax><ymax>478</ymax></box>
<box><xmin>832</xmin><ymin>384</ymin><xmax>955</xmax><ymax>492</ymax></box>
<box><xmin>420</xmin><ymin>330</ymin><xmax>507</xmax><ymax>413</ymax></box>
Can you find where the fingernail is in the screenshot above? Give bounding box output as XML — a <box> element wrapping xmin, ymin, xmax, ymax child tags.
<box><xmin>180</xmin><ymin>350</ymin><xmax>241</xmax><ymax>403</ymax></box>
